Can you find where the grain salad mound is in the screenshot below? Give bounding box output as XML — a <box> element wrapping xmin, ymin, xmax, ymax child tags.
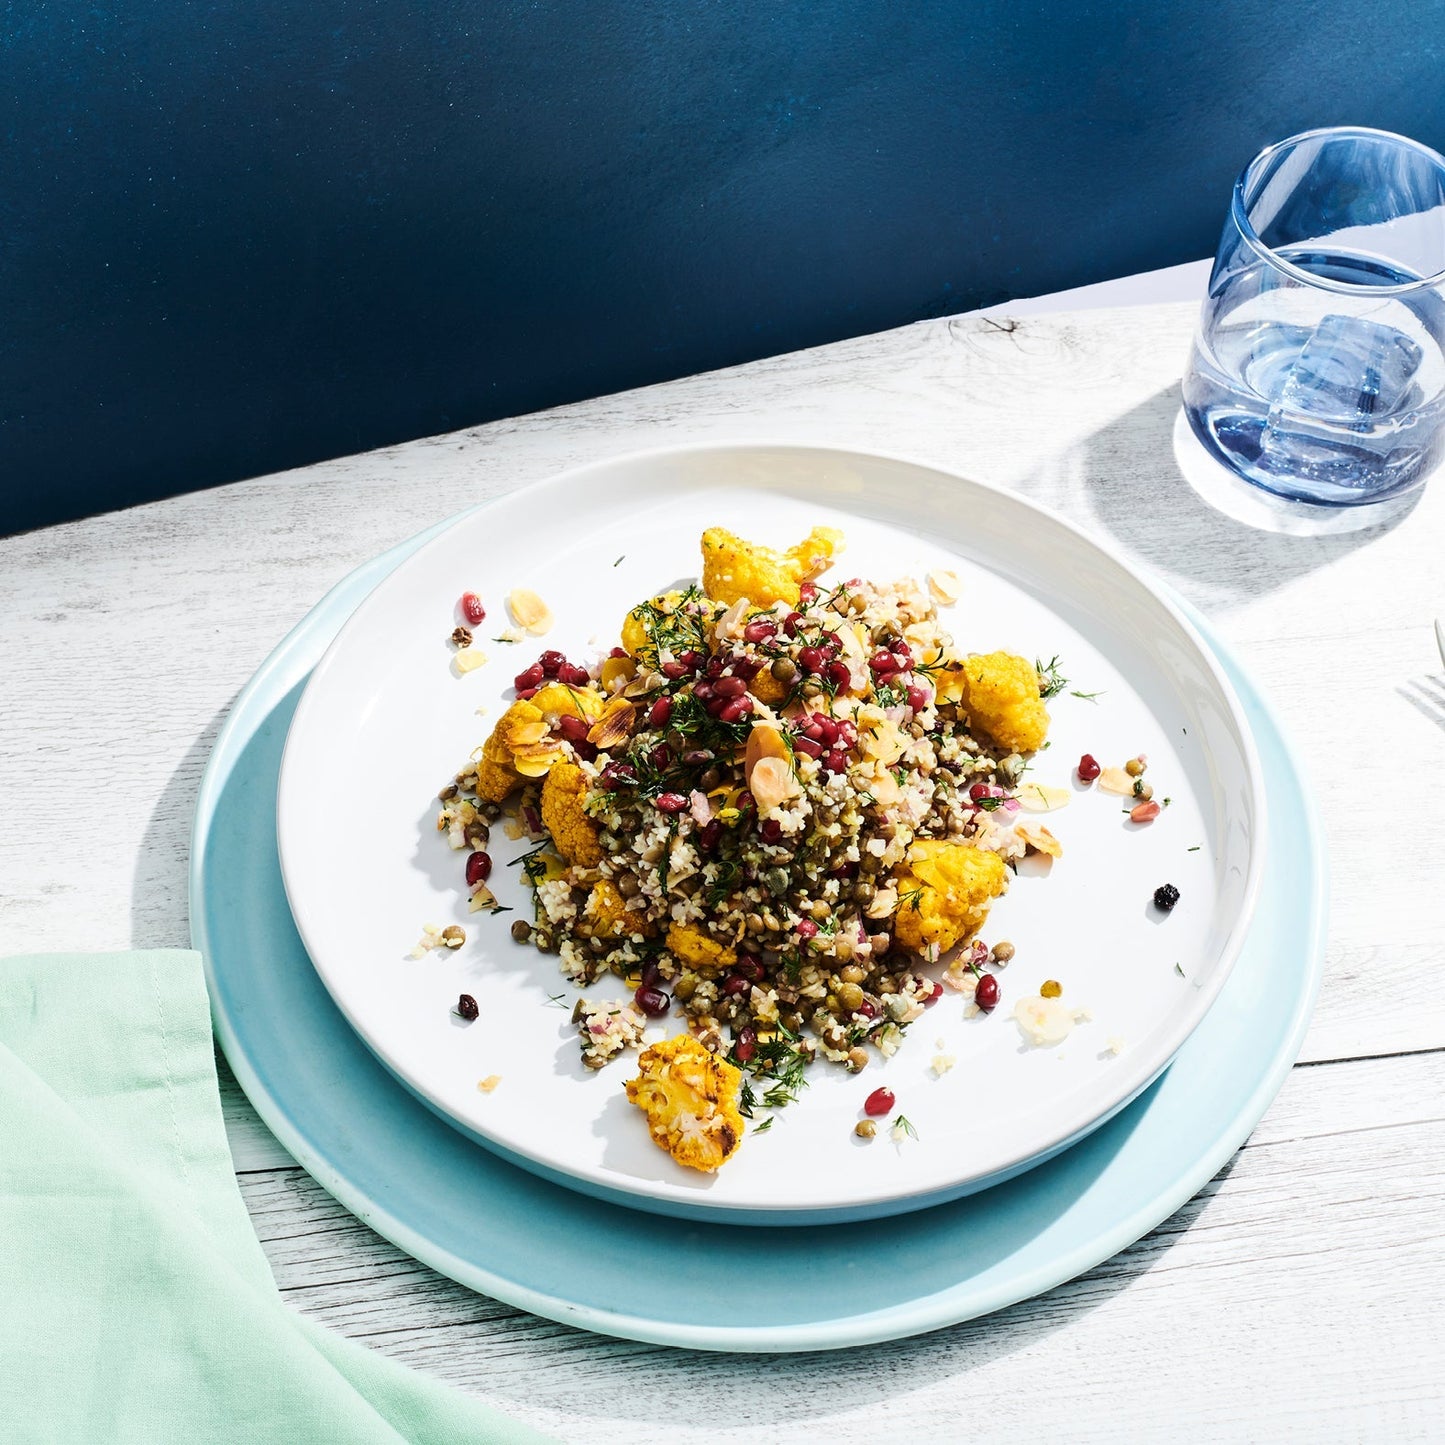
<box><xmin>438</xmin><ymin>526</ymin><xmax>1061</xmax><ymax>1173</ymax></box>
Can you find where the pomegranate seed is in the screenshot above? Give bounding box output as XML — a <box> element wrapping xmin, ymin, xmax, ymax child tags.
<box><xmin>924</xmin><ymin>981</ymin><xmax>944</xmax><ymax>1006</ymax></box>
<box><xmin>869</xmin><ymin>651</ymin><xmax>897</xmax><ymax>676</ymax></box>
<box><xmin>743</xmin><ymin>619</ymin><xmax>777</xmax><ymax>642</ymax></box>
<box><xmin>792</xmin><ymin>736</ymin><xmax>823</xmax><ymax>760</ymax></box>
<box><xmin>640</xmin><ymin>960</ymin><xmax>662</xmax><ymax>988</ymax></box>
<box><xmin>1077</xmin><ymin>753</ymin><xmax>1101</xmax><ymax>782</ymax></box>
<box><xmin>573</xmin><ymin>740</ymin><xmax>597</xmax><ymax>762</ymax></box>
<box><xmin>537</xmin><ymin>649</ymin><xmax>567</xmax><ymax>676</ymax></box>
<box><xmin>459</xmin><ymin>592</ymin><xmax>486</xmax><ymax>625</ymax></box>
<box><xmin>634</xmin><ymin>985</ymin><xmax>671</xmax><ymax>1018</ymax></box>
<box><xmin>969</xmin><ymin>782</ymin><xmax>992</xmax><ymax>801</ymax></box>
<box><xmin>1130</xmin><ymin>800</ymin><xmax>1162</xmax><ymax>823</ymax></box>
<box><xmin>699</xmin><ymin>819</ymin><xmax>722</xmax><ymax>851</ymax></box>
<box><xmin>798</xmin><ymin>646</ymin><xmax>825</xmax><ymax>674</ymax></box>
<box><xmin>722</xmin><ymin>974</ymin><xmax>752</xmax><ymax>997</ymax></box>
<box><xmin>864</xmin><ymin>1087</ymin><xmax>895</xmax><ymax>1117</ymax></box>
<box><xmin>906</xmin><ymin>684</ymin><xmax>930</xmax><ymax>713</ymax></box>
<box><xmin>803</xmin><ymin>718</ymin><xmax>825</xmax><ymax>742</ymax></box>
<box><xmin>661</xmin><ymin>660</ymin><xmax>689</xmax><ymax>680</ymax></box>
<box><xmin>718</xmin><ymin>697</ymin><xmax>753</xmax><ymax>723</ymax></box>
<box><xmin>830</xmin><ymin>861</ymin><xmax>858</xmax><ymax>880</ymax></box>
<box><xmin>796</xmin><ymin>918</ymin><xmax>818</xmax><ymax>939</ymax></box>
<box><xmin>736</xmin><ymin>790</ymin><xmax>754</xmax><ymax>813</ymax></box>
<box><xmin>557</xmin><ymin>714</ymin><xmax>590</xmax><ymax>742</ymax></box>
<box><xmin>455</xmin><ymin>993</ymin><xmax>480</xmax><ymax>1020</ymax></box>
<box><xmin>650</xmin><ymin>743</ymin><xmax>673</xmax><ymax>770</ymax></box>
<box><xmin>799</xmin><ymin>582</ymin><xmax>818</xmax><ymax>604</ymax></box>
<box><xmin>821</xmin><ymin>632</ymin><xmax>843</xmax><ymax>656</ymax></box>
<box><xmin>517</xmin><ymin>686</ymin><xmax>539</xmax><ymax>700</ymax></box>
<box><xmin>704</xmin><ymin>656</ymin><xmax>725</xmax><ymax>678</ymax></box>
<box><xmin>783</xmin><ymin>611</ymin><xmax>804</xmax><ymax>638</ymax></box>
<box><xmin>760</xmin><ymin>818</ymin><xmax>783</xmax><ymax>844</ymax></box>
<box><xmin>557</xmin><ymin>663</ymin><xmax>590</xmax><ymax>686</ymax></box>
<box><xmin>654</xmin><ymin>792</ymin><xmax>688</xmax><ymax>813</ymax></box>
<box><xmin>735</xmin><ymin>656</ymin><xmax>765</xmax><ymax>681</ymax></box>
<box><xmin>733</xmin><ymin>954</ymin><xmax>765</xmax><ymax>981</ymax></box>
<box><xmin>823</xmin><ymin>749</ymin><xmax>849</xmax><ymax>773</ymax></box>
<box><xmin>609</xmin><ymin>646</ymin><xmax>629</xmax><ymax>659</ymax></box>
<box><xmin>855</xmin><ymin>998</ymin><xmax>878</xmax><ymax>1018</ymax></box>
<box><xmin>648</xmin><ymin>696</ymin><xmax>673</xmax><ymax>728</ymax></box>
<box><xmin>681</xmin><ymin>749</ymin><xmax>713</xmax><ymax>766</ymax></box>
<box><xmin>465</xmin><ymin>851</ymin><xmax>492</xmax><ymax>886</ymax></box>
<box><xmin>835</xmin><ymin>720</ymin><xmax>858</xmax><ymax>747</ymax></box>
<box><xmin>678</xmin><ymin>649</ymin><xmax>704</xmax><ymax>671</ymax></box>
<box><xmin>892</xmin><ymin>642</ymin><xmax>914</xmax><ymax>665</ymax></box>
<box><xmin>514</xmin><ymin>662</ymin><xmax>545</xmax><ymax>690</ymax></box>
<box><xmin>734</xmin><ymin>1027</ymin><xmax>758</xmax><ymax>1064</ymax></box>
<box><xmin>714</xmin><ymin>675</ymin><xmax>747</xmax><ymax>698</ymax></box>
<box><xmin>694</xmin><ymin>681</ymin><xmax>715</xmax><ymax>701</ymax></box>
<box><xmin>975</xmin><ymin>974</ymin><xmax>1000</xmax><ymax>1011</ymax></box>
<box><xmin>825</xmin><ymin>660</ymin><xmax>852</xmax><ymax>690</ymax></box>
<box><xmin>600</xmin><ymin>761</ymin><xmax>637</xmax><ymax>788</ymax></box>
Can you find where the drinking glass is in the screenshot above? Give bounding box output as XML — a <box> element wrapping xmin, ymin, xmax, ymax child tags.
<box><xmin>1182</xmin><ymin>126</ymin><xmax>1445</xmax><ymax>507</ymax></box>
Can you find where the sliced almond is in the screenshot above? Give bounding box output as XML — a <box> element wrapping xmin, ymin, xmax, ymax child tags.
<box><xmin>1014</xmin><ymin>818</ymin><xmax>1063</xmax><ymax>858</ymax></box>
<box><xmin>507</xmin><ymin>588</ymin><xmax>554</xmax><ymax>635</ymax></box>
<box><xmin>927</xmin><ymin>569</ymin><xmax>961</xmax><ymax>606</ymax></box>
<box><xmin>1016</xmin><ymin>782</ymin><xmax>1071</xmax><ymax>812</ymax></box>
<box><xmin>1096</xmin><ymin>766</ymin><xmax>1136</xmax><ymax>796</ymax></box>
<box><xmin>508</xmin><ymin>719</ymin><xmax>550</xmax><ymax>746</ymax></box>
<box><xmin>749</xmin><ymin>755</ymin><xmax>801</xmax><ymax>815</ymax></box>
<box><xmin>452</xmin><ymin>646</ymin><xmax>488</xmax><ymax>675</ymax></box>
<box><xmin>744</xmin><ymin>721</ymin><xmax>790</xmax><ymax>782</ymax></box>
<box><xmin>587</xmin><ymin>696</ymin><xmax>636</xmax><ymax>750</ymax></box>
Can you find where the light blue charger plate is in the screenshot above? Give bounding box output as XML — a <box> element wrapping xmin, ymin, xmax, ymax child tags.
<box><xmin>191</xmin><ymin>521</ymin><xmax>1326</xmax><ymax>1353</ymax></box>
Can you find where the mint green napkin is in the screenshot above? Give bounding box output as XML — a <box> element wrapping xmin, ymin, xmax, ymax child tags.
<box><xmin>0</xmin><ymin>951</ymin><xmax>554</xmax><ymax>1444</ymax></box>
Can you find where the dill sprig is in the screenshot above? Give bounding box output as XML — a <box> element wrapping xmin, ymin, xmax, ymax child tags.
<box><xmin>1035</xmin><ymin>655</ymin><xmax>1069</xmax><ymax>699</ymax></box>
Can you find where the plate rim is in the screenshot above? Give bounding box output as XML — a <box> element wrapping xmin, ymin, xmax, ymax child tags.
<box><xmin>191</xmin><ymin>510</ymin><xmax>1324</xmax><ymax>1352</ymax></box>
<box><xmin>272</xmin><ymin>440</ymin><xmax>1270</xmax><ymax>1219</ymax></box>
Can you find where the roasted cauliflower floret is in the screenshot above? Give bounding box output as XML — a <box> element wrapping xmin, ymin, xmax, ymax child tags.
<box><xmin>625</xmin><ymin>1034</ymin><xmax>745</xmax><ymax>1173</ymax></box>
<box><xmin>700</xmin><ymin>525</ymin><xmax>844</xmax><ymax>608</ymax></box>
<box><xmin>540</xmin><ymin>759</ymin><xmax>602</xmax><ymax>866</ymax></box>
<box><xmin>579</xmin><ymin>878</ymin><xmax>637</xmax><ymax>939</ymax></box>
<box><xmin>893</xmin><ymin>841</ymin><xmax>1009</xmax><ymax>956</ymax></box>
<box><xmin>956</xmin><ymin>651</ymin><xmax>1050</xmax><ymax>754</ymax></box>
<box><xmin>666</xmin><ymin>922</ymin><xmax>737</xmax><ymax>972</ymax></box>
<box><xmin>475</xmin><ymin>686</ymin><xmax>606</xmax><ymax>801</ymax></box>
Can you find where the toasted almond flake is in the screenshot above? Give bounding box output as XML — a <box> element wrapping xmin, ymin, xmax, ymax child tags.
<box><xmin>477</xmin><ymin>1075</ymin><xmax>502</xmax><ymax>1093</ymax></box>
<box><xmin>474</xmin><ymin>705</ymin><xmax>489</xmax><ymax>718</ymax></box>
<box><xmin>1016</xmin><ymin>782</ymin><xmax>1071</xmax><ymax>812</ymax></box>
<box><xmin>1097</xmin><ymin>766</ymin><xmax>1135</xmax><ymax>796</ymax></box>
<box><xmin>1013</xmin><ymin>995</ymin><xmax>1075</xmax><ymax>1047</ymax></box>
<box><xmin>453</xmin><ymin>646</ymin><xmax>488</xmax><ymax>675</ymax></box>
<box><xmin>467</xmin><ymin>884</ymin><xmax>499</xmax><ymax>912</ymax></box>
<box><xmin>927</xmin><ymin>569</ymin><xmax>961</xmax><ymax>605</ymax></box>
<box><xmin>506</xmin><ymin>587</ymin><xmax>554</xmax><ymax>634</ymax></box>
<box><xmin>749</xmin><ymin>755</ymin><xmax>801</xmax><ymax>815</ymax></box>
<box><xmin>930</xmin><ymin>1054</ymin><xmax>957</xmax><ymax>1076</ymax></box>
<box><xmin>509</xmin><ymin>719</ymin><xmax>550</xmax><ymax>746</ymax></box>
<box><xmin>1014</xmin><ymin>818</ymin><xmax>1063</xmax><ymax>858</ymax></box>
<box><xmin>587</xmin><ymin>696</ymin><xmax>636</xmax><ymax>750</ymax></box>
<box><xmin>745</xmin><ymin>721</ymin><xmax>790</xmax><ymax>781</ymax></box>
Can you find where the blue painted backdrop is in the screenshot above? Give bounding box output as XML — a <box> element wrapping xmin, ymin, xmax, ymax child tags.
<box><xmin>4</xmin><ymin>2</ymin><xmax>1443</xmax><ymax>534</ymax></box>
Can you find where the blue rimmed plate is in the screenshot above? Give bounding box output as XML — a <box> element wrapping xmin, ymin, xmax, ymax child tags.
<box><xmin>192</xmin><ymin>503</ymin><xmax>1323</xmax><ymax>1351</ymax></box>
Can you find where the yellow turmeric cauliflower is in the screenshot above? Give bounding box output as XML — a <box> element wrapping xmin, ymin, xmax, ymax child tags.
<box><xmin>625</xmin><ymin>1034</ymin><xmax>745</xmax><ymax>1173</ymax></box>
<box><xmin>475</xmin><ymin>685</ymin><xmax>605</xmax><ymax>802</ymax></box>
<box><xmin>956</xmin><ymin>651</ymin><xmax>1050</xmax><ymax>754</ymax></box>
<box><xmin>540</xmin><ymin>759</ymin><xmax>602</xmax><ymax>866</ymax></box>
<box><xmin>579</xmin><ymin>878</ymin><xmax>645</xmax><ymax>939</ymax></box>
<box><xmin>700</xmin><ymin>525</ymin><xmax>844</xmax><ymax>608</ymax></box>
<box><xmin>893</xmin><ymin>841</ymin><xmax>1009</xmax><ymax>955</ymax></box>
<box><xmin>666</xmin><ymin>921</ymin><xmax>737</xmax><ymax>972</ymax></box>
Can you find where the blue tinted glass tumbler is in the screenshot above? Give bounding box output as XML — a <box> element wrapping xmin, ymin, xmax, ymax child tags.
<box><xmin>1183</xmin><ymin>127</ymin><xmax>1445</xmax><ymax>506</ymax></box>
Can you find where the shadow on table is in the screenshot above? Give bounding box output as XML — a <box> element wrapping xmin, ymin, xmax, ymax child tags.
<box><xmin>1399</xmin><ymin>674</ymin><xmax>1445</xmax><ymax>733</ymax></box>
<box><xmin>1024</xmin><ymin>385</ymin><xmax>1416</xmax><ymax>607</ymax></box>
<box><xmin>129</xmin><ymin>694</ymin><xmax>240</xmax><ymax>949</ymax></box>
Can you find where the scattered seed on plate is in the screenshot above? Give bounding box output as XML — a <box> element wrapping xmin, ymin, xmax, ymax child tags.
<box><xmin>440</xmin><ymin>925</ymin><xmax>466</xmax><ymax>949</ymax></box>
<box><xmin>1076</xmin><ymin>753</ymin><xmax>1101</xmax><ymax>782</ymax></box>
<box><xmin>863</xmin><ymin>1086</ymin><xmax>896</xmax><ymax>1117</ymax></box>
<box><xmin>974</xmin><ymin>974</ymin><xmax>1001</xmax><ymax>1011</ymax></box>
<box><xmin>476</xmin><ymin>1074</ymin><xmax>501</xmax><ymax>1093</ymax></box>
<box><xmin>1154</xmin><ymin>883</ymin><xmax>1180</xmax><ymax>911</ymax></box>
<box><xmin>1130</xmin><ymin>800</ymin><xmax>1162</xmax><ymax>823</ymax></box>
<box><xmin>1040</xmin><ymin>979</ymin><xmax>1062</xmax><ymax>998</ymax></box>
<box><xmin>455</xmin><ymin>993</ymin><xmax>479</xmax><ymax>1021</ymax></box>
<box><xmin>854</xmin><ymin>1119</ymin><xmax>877</xmax><ymax>1140</ymax></box>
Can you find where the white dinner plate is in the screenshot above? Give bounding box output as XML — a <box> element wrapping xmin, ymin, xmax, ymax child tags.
<box><xmin>277</xmin><ymin>444</ymin><xmax>1264</xmax><ymax>1223</ymax></box>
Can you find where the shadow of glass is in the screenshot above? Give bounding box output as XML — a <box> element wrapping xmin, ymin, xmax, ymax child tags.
<box><xmin>1031</xmin><ymin>384</ymin><xmax>1419</xmax><ymax>608</ymax></box>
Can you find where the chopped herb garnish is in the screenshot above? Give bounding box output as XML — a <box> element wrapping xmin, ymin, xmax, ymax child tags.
<box><xmin>752</xmin><ymin>1116</ymin><xmax>774</xmax><ymax>1134</ymax></box>
<box><xmin>1035</xmin><ymin>655</ymin><xmax>1069</xmax><ymax>699</ymax></box>
<box><xmin>491</xmin><ymin>635</ymin><xmax>519</xmax><ymax>645</ymax></box>
<box><xmin>1174</xmin><ymin>963</ymin><xmax>1186</xmax><ymax>978</ymax></box>
<box><xmin>1069</xmin><ymin>689</ymin><xmax>1104</xmax><ymax>702</ymax></box>
<box><xmin>545</xmin><ymin>991</ymin><xmax>569</xmax><ymax>1009</ymax></box>
<box><xmin>613</xmin><ymin>555</ymin><xmax>625</xmax><ymax>567</ymax></box>
<box><xmin>1187</xmin><ymin>845</ymin><xmax>1201</xmax><ymax>852</ymax></box>
<box><xmin>892</xmin><ymin>1113</ymin><xmax>919</xmax><ymax>1140</ymax></box>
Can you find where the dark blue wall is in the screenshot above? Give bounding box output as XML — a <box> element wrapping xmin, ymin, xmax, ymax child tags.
<box><xmin>4</xmin><ymin>2</ymin><xmax>1442</xmax><ymax>534</ymax></box>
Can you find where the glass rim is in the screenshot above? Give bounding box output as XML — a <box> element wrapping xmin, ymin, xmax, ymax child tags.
<box><xmin>1230</xmin><ymin>124</ymin><xmax>1445</xmax><ymax>295</ymax></box>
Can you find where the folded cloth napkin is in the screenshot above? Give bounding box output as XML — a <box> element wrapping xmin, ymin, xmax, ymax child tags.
<box><xmin>0</xmin><ymin>951</ymin><xmax>554</xmax><ymax>1445</ymax></box>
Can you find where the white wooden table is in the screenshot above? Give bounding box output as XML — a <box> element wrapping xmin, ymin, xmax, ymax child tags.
<box><xmin>4</xmin><ymin>287</ymin><xmax>1443</xmax><ymax>1442</ymax></box>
